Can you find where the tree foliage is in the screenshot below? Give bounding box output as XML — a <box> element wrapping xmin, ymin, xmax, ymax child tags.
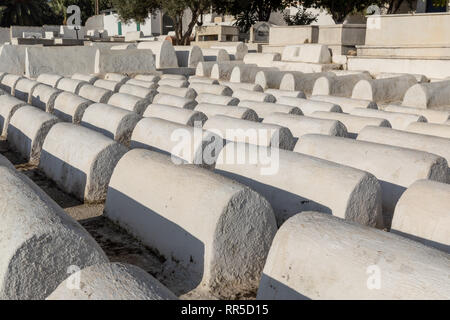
<box><xmin>112</xmin><ymin>0</ymin><xmax>212</xmax><ymax>45</ymax></box>
<box><xmin>214</xmin><ymin>0</ymin><xmax>296</xmax><ymax>32</ymax></box>
<box><xmin>110</xmin><ymin>0</ymin><xmax>157</xmax><ymax>24</ymax></box>
<box><xmin>283</xmin><ymin>6</ymin><xmax>318</xmax><ymax>25</ymax></box>
<box><xmin>0</xmin><ymin>0</ymin><xmax>60</xmax><ymax>27</ymax></box>
<box><xmin>299</xmin><ymin>0</ymin><xmax>377</xmax><ymax>23</ymax></box>
<box><xmin>378</xmin><ymin>0</ymin><xmax>415</xmax><ymax>14</ymax></box>
<box><xmin>49</xmin><ymin>0</ymin><xmax>113</xmax><ymax>25</ymax></box>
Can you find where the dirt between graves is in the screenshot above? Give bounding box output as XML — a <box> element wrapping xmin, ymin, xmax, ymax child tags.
<box><xmin>1</xmin><ymin>139</ymin><xmax>252</xmax><ymax>300</ymax></box>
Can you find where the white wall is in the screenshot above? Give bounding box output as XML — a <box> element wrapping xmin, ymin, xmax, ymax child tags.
<box><xmin>101</xmin><ymin>13</ymin><xmax>158</xmax><ymax>36</ymax></box>
<box><xmin>0</xmin><ymin>28</ymin><xmax>10</xmax><ymax>44</ymax></box>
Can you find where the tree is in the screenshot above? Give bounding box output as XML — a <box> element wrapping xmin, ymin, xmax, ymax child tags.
<box><xmin>49</xmin><ymin>0</ymin><xmax>113</xmax><ymax>25</ymax></box>
<box><xmin>283</xmin><ymin>6</ymin><xmax>318</xmax><ymax>25</ymax></box>
<box><xmin>214</xmin><ymin>0</ymin><xmax>296</xmax><ymax>33</ymax></box>
<box><xmin>299</xmin><ymin>0</ymin><xmax>376</xmax><ymax>23</ymax></box>
<box><xmin>0</xmin><ymin>0</ymin><xmax>59</xmax><ymax>27</ymax></box>
<box><xmin>112</xmin><ymin>0</ymin><xmax>212</xmax><ymax>45</ymax></box>
<box><xmin>376</xmin><ymin>0</ymin><xmax>415</xmax><ymax>14</ymax></box>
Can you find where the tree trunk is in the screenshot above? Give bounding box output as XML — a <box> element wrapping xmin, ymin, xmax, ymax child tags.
<box><xmin>181</xmin><ymin>11</ymin><xmax>200</xmax><ymax>45</ymax></box>
<box><xmin>172</xmin><ymin>13</ymin><xmax>183</xmax><ymax>45</ymax></box>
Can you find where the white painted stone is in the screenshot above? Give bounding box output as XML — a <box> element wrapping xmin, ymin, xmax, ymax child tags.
<box><xmin>52</xmin><ymin>92</ymin><xmax>92</xmax><ymax>123</ymax></box>
<box><xmin>331</xmin><ymin>70</ymin><xmax>371</xmax><ymax>76</ymax></box>
<box><xmin>95</xmin><ymin>48</ymin><xmax>156</xmax><ymax>74</ymax></box>
<box><xmin>94</xmin><ymin>79</ymin><xmax>123</xmax><ymax>92</ymax></box>
<box><xmin>81</xmin><ymin>103</ymin><xmax>141</xmax><ymax>145</ymax></box>
<box><xmin>107</xmin><ymin>93</ymin><xmax>151</xmax><ymax>115</ymax></box>
<box><xmin>232</xmin><ymin>89</ymin><xmax>276</xmax><ymax>103</ymax></box>
<box><xmin>137</xmin><ymin>40</ymin><xmax>179</xmax><ymax>69</ymax></box>
<box><xmin>72</xmin><ymin>73</ymin><xmax>97</xmax><ymax>84</ymax></box>
<box><xmin>279</xmin><ymin>72</ymin><xmax>333</xmax><ymax>95</ymax></box>
<box><xmin>402</xmin><ymin>80</ymin><xmax>450</xmax><ymax>109</ymax></box>
<box><xmin>219</xmin><ymin>81</ymin><xmax>263</xmax><ymax>92</ymax></box>
<box><xmin>157</xmin><ymin>85</ymin><xmax>197</xmax><ymax>100</ymax></box>
<box><xmin>211</xmin><ymin>42</ymin><xmax>248</xmax><ymax>60</ymax></box>
<box><xmin>125</xmin><ymin>31</ymin><xmax>144</xmax><ymax>42</ymax></box>
<box><xmin>8</xmin><ymin>106</ymin><xmax>59</xmax><ymax>164</ymax></box>
<box><xmin>0</xmin><ymin>74</ymin><xmax>23</xmax><ymax>95</ymax></box>
<box><xmin>268</xmin><ymin>60</ymin><xmax>340</xmax><ymax>73</ymax></box>
<box><xmin>257</xmin><ymin>212</ymin><xmax>450</xmax><ymax>300</ymax></box>
<box><xmin>25</xmin><ymin>46</ymin><xmax>97</xmax><ymax>78</ymax></box>
<box><xmin>310</xmin><ymin>95</ymin><xmax>378</xmax><ymax>113</ymax></box>
<box><xmin>174</xmin><ymin>45</ymin><xmax>204</xmax><ymax>68</ymax></box>
<box><xmin>276</xmin><ymin>97</ymin><xmax>342</xmax><ymax>116</ymax></box>
<box><xmin>47</xmin><ymin>263</ymin><xmax>177</xmax><ymax>300</ymax></box>
<box><xmin>204</xmin><ymin>115</ymin><xmax>295</xmax><ymax>150</ymax></box>
<box><xmin>243</xmin><ymin>53</ymin><xmax>281</xmax><ymax>67</ymax></box>
<box><xmin>210</xmin><ymin>63</ymin><xmax>253</xmax><ymax>81</ymax></box>
<box><xmin>195</xmin><ymin>62</ymin><xmax>216</xmax><ymax>77</ymax></box>
<box><xmin>375</xmin><ymin>72</ymin><xmax>429</xmax><ymax>83</ymax></box>
<box><xmin>0</xmin><ymin>166</ymin><xmax>107</xmax><ymax>300</ymax></box>
<box><xmin>352</xmin><ymin>75</ymin><xmax>417</xmax><ymax>103</ymax></box>
<box><xmin>36</xmin><ymin>73</ymin><xmax>63</xmax><ymax>88</ymax></box>
<box><xmin>153</xmin><ymin>93</ymin><xmax>197</xmax><ymax>109</ymax></box>
<box><xmin>0</xmin><ymin>72</ymin><xmax>7</xmax><ymax>83</ymax></box>
<box><xmin>238</xmin><ymin>101</ymin><xmax>302</xmax><ymax>120</ymax></box>
<box><xmin>105</xmin><ymin>73</ymin><xmax>129</xmax><ymax>83</ymax></box>
<box><xmin>405</xmin><ymin>122</ymin><xmax>450</xmax><ymax>139</ymax></box>
<box><xmin>196</xmin><ymin>93</ymin><xmax>240</xmax><ymax>106</ymax></box>
<box><xmin>119</xmin><ymin>84</ymin><xmax>157</xmax><ymax>99</ymax></box>
<box><xmin>357</xmin><ymin>126</ymin><xmax>450</xmax><ymax>183</ymax></box>
<box><xmin>230</xmin><ymin>65</ymin><xmax>277</xmax><ymax>84</ymax></box>
<box><xmin>385</xmin><ymin>105</ymin><xmax>450</xmax><ymax>124</ymax></box>
<box><xmin>160</xmin><ymin>74</ymin><xmax>187</xmax><ymax>80</ymax></box>
<box><xmin>57</xmin><ymin>78</ymin><xmax>88</xmax><ymax>94</ymax></box>
<box><xmin>312</xmin><ymin>73</ymin><xmax>372</xmax><ymax>97</ymax></box>
<box><xmin>110</xmin><ymin>44</ymin><xmax>138</xmax><ymax>50</ymax></box>
<box><xmin>30</xmin><ymin>84</ymin><xmax>61</xmax><ymax>112</ymax></box>
<box><xmin>130</xmin><ymin>117</ymin><xmax>222</xmax><ymax>168</ymax></box>
<box><xmin>0</xmin><ymin>45</ymin><xmax>27</xmax><ymax>75</ymax></box>
<box><xmin>263</xmin><ymin>113</ymin><xmax>348</xmax><ymax>138</ymax></box>
<box><xmin>195</xmin><ymin>103</ymin><xmax>258</xmax><ymax>121</ymax></box>
<box><xmin>392</xmin><ymin>180</ymin><xmax>450</xmax><ymax>252</ymax></box>
<box><xmin>188</xmin><ymin>76</ymin><xmax>219</xmax><ymax>85</ymax></box>
<box><xmin>282</xmin><ymin>44</ymin><xmax>332</xmax><ymax>64</ymax></box>
<box><xmin>264</xmin><ymin>89</ymin><xmax>306</xmax><ymax>100</ymax></box>
<box><xmin>40</xmin><ymin>123</ymin><xmax>128</xmax><ymax>202</ymax></box>
<box><xmin>311</xmin><ymin>111</ymin><xmax>391</xmax><ymax>138</ymax></box>
<box><xmin>189</xmin><ymin>83</ymin><xmax>232</xmax><ymax>96</ymax></box>
<box><xmin>0</xmin><ymin>95</ymin><xmax>27</xmax><ymax>136</ymax></box>
<box><xmin>143</xmin><ymin>104</ymin><xmax>207</xmax><ymax>126</ymax></box>
<box><xmin>255</xmin><ymin>70</ymin><xmax>303</xmax><ymax>90</ymax></box>
<box><xmin>104</xmin><ymin>149</ymin><xmax>277</xmax><ymax>298</ymax></box>
<box><xmin>134</xmin><ymin>74</ymin><xmax>160</xmax><ymax>83</ymax></box>
<box><xmin>350</xmin><ymin>108</ymin><xmax>427</xmax><ymax>130</ymax></box>
<box><xmin>332</xmin><ymin>54</ymin><xmax>348</xmax><ymax>66</ymax></box>
<box><xmin>157</xmin><ymin>79</ymin><xmax>189</xmax><ymax>88</ymax></box>
<box><xmin>294</xmin><ymin>135</ymin><xmax>449</xmax><ymax>228</ymax></box>
<box><xmin>126</xmin><ymin>78</ymin><xmax>158</xmax><ymax>89</ymax></box>
<box><xmin>217</xmin><ymin>143</ymin><xmax>383</xmax><ymax>227</ymax></box>
<box><xmin>13</xmin><ymin>78</ymin><xmax>40</xmax><ymax>103</ymax></box>
<box><xmin>78</xmin><ymin>84</ymin><xmax>113</xmax><ymax>103</ymax></box>
<box><xmin>202</xmin><ymin>48</ymin><xmax>230</xmax><ymax>62</ymax></box>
